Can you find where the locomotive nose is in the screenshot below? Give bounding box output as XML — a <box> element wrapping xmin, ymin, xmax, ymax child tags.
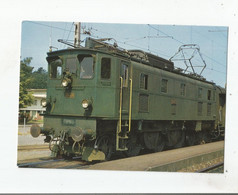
<box><xmin>30</xmin><ymin>124</ymin><xmax>42</xmax><ymax>138</ymax></box>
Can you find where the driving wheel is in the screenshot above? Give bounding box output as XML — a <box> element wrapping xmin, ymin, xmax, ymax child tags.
<box><xmin>124</xmin><ymin>138</ymin><xmax>141</xmax><ymax>157</ymax></box>
<box><xmin>97</xmin><ymin>135</ymin><xmax>113</xmax><ymax>160</ymax></box>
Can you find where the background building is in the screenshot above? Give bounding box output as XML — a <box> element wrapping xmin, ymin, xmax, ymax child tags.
<box><xmin>19</xmin><ymin>89</ymin><xmax>46</xmax><ymax>121</ymax></box>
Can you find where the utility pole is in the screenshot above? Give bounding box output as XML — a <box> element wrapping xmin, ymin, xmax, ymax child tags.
<box><xmin>74</xmin><ymin>22</ymin><xmax>81</xmax><ymax>47</ymax></box>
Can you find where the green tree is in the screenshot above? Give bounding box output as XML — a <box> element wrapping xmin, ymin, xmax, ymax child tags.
<box><xmin>28</xmin><ymin>67</ymin><xmax>48</xmax><ymax>89</ymax></box>
<box><xmin>19</xmin><ymin>57</ymin><xmax>34</xmax><ymax>108</ymax></box>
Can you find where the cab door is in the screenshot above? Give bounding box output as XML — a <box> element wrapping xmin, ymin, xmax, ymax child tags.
<box><xmin>117</xmin><ymin>60</ymin><xmax>133</xmax><ymax>150</ymax></box>
<box><xmin>120</xmin><ymin>60</ymin><xmax>132</xmax><ymax>115</ymax></box>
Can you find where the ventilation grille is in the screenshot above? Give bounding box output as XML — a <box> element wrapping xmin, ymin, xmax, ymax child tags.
<box><xmin>198</xmin><ymin>102</ymin><xmax>203</xmax><ymax>116</ymax></box>
<box><xmin>139</xmin><ymin>94</ymin><xmax>149</xmax><ymax>112</ymax></box>
<box><xmin>207</xmin><ymin>103</ymin><xmax>211</xmax><ymax>116</ymax></box>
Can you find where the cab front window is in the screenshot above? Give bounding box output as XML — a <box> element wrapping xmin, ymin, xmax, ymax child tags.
<box><xmin>78</xmin><ymin>55</ymin><xmax>94</xmax><ymax>79</ymax></box>
<box><xmin>66</xmin><ymin>57</ymin><xmax>77</xmax><ymax>74</ymax></box>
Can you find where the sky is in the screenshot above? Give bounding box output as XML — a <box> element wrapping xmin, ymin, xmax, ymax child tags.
<box><xmin>21</xmin><ymin>21</ymin><xmax>228</xmax><ymax>87</ymax></box>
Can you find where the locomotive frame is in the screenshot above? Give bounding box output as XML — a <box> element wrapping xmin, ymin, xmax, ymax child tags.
<box><xmin>30</xmin><ymin>37</ymin><xmax>226</xmax><ymax>161</ymax></box>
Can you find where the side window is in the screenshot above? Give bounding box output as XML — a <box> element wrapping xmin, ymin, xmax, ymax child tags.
<box><xmin>161</xmin><ymin>79</ymin><xmax>168</xmax><ymax>93</ymax></box>
<box><xmin>121</xmin><ymin>63</ymin><xmax>128</xmax><ymax>87</ymax></box>
<box><xmin>101</xmin><ymin>58</ymin><xmax>111</xmax><ymax>79</ymax></box>
<box><xmin>140</xmin><ymin>73</ymin><xmax>148</xmax><ymax>90</ymax></box>
<box><xmin>50</xmin><ymin>58</ymin><xmax>62</xmax><ymax>79</ymax></box>
<box><xmin>180</xmin><ymin>83</ymin><xmax>186</xmax><ymax>96</ymax></box>
<box><xmin>198</xmin><ymin>88</ymin><xmax>203</xmax><ymax>98</ymax></box>
<box><xmin>207</xmin><ymin>89</ymin><xmax>212</xmax><ymax>100</ymax></box>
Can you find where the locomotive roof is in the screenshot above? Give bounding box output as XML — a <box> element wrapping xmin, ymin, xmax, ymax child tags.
<box><xmin>48</xmin><ymin>38</ymin><xmax>215</xmax><ymax>85</ymax></box>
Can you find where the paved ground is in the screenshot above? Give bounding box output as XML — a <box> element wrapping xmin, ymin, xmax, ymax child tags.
<box><xmin>18</xmin><ymin>124</ymin><xmax>45</xmax><ymax>145</ymax></box>
<box><xmin>86</xmin><ymin>141</ymin><xmax>224</xmax><ymax>172</ymax></box>
<box><xmin>17</xmin><ymin>124</ymin><xmax>51</xmax><ymax>162</ymax></box>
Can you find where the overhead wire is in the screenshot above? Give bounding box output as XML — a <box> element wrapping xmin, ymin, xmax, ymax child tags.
<box><xmin>66</xmin><ymin>23</ymin><xmax>74</xmax><ymax>41</ymax></box>
<box><xmin>89</xmin><ymin>27</ymin><xmax>171</xmax><ymax>58</ymax></box>
<box><xmin>26</xmin><ymin>21</ymin><xmax>227</xmax><ymax>75</ymax></box>
<box><xmin>27</xmin><ymin>21</ymin><xmax>74</xmax><ymax>33</ymax></box>
<box><xmin>147</xmin><ymin>24</ymin><xmax>227</xmax><ymax>73</ymax></box>
<box><xmin>90</xmin><ymin>25</ymin><xmax>226</xmax><ymax>75</ymax></box>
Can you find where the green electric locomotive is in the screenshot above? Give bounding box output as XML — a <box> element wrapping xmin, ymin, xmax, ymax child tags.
<box><xmin>30</xmin><ymin>37</ymin><xmax>226</xmax><ymax>161</ymax></box>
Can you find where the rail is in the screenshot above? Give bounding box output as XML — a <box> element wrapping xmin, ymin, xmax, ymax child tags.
<box><xmin>18</xmin><ymin>156</ymin><xmax>87</xmax><ymax>169</ymax></box>
<box><xmin>196</xmin><ymin>162</ymin><xmax>224</xmax><ymax>173</ymax></box>
<box><xmin>18</xmin><ymin>158</ymin><xmax>65</xmax><ymax>168</ymax></box>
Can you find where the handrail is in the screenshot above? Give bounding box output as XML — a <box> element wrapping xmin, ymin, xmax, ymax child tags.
<box><xmin>119</xmin><ymin>77</ymin><xmax>123</xmax><ymax>134</ymax></box>
<box><xmin>116</xmin><ymin>77</ymin><xmax>123</xmax><ymax>150</ymax></box>
<box><xmin>128</xmin><ymin>78</ymin><xmax>132</xmax><ymax>133</ymax></box>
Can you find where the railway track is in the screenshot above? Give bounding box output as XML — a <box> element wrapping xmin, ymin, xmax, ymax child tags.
<box><xmin>17</xmin><ymin>141</ymin><xmax>224</xmax><ymax>171</ymax></box>
<box><xmin>18</xmin><ymin>144</ymin><xmax>49</xmax><ymax>151</ymax></box>
<box><xmin>196</xmin><ymin>162</ymin><xmax>224</xmax><ymax>173</ymax></box>
<box><xmin>17</xmin><ymin>156</ymin><xmax>90</xmax><ymax>169</ymax></box>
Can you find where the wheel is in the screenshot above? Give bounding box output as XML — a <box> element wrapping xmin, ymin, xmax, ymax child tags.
<box><xmin>173</xmin><ymin>131</ymin><xmax>185</xmax><ymax>148</ymax></box>
<box><xmin>154</xmin><ymin>133</ymin><xmax>165</xmax><ymax>152</ymax></box>
<box><xmin>204</xmin><ymin>132</ymin><xmax>212</xmax><ymax>143</ymax></box>
<box><xmin>124</xmin><ymin>137</ymin><xmax>141</xmax><ymax>157</ymax></box>
<box><xmin>185</xmin><ymin>131</ymin><xmax>196</xmax><ymax>146</ymax></box>
<box><xmin>97</xmin><ymin>136</ymin><xmax>113</xmax><ymax>160</ymax></box>
<box><xmin>144</xmin><ymin>132</ymin><xmax>165</xmax><ymax>152</ymax></box>
<box><xmin>196</xmin><ymin>131</ymin><xmax>211</xmax><ymax>144</ymax></box>
<box><xmin>166</xmin><ymin>130</ymin><xmax>185</xmax><ymax>148</ymax></box>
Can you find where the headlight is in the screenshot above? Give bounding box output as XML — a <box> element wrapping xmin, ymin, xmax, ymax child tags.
<box><xmin>62</xmin><ymin>79</ymin><xmax>68</xmax><ymax>87</ymax></box>
<box><xmin>82</xmin><ymin>99</ymin><xmax>89</xmax><ymax>109</ymax></box>
<box><xmin>41</xmin><ymin>99</ymin><xmax>47</xmax><ymax>107</ymax></box>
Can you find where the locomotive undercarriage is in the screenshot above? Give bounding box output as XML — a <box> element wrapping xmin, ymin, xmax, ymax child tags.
<box><xmin>32</xmin><ymin>119</ymin><xmax>217</xmax><ymax>161</ymax></box>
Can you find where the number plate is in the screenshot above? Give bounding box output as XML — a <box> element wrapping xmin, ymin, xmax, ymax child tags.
<box><xmin>62</xmin><ymin>118</ymin><xmax>75</xmax><ymax>126</ymax></box>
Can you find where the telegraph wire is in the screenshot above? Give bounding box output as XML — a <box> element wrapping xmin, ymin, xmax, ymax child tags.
<box><xmin>192</xmin><ymin>27</ymin><xmax>227</xmax><ymax>48</ymax></box>
<box><xmin>89</xmin><ymin>27</ymin><xmax>171</xmax><ymax>58</ymax></box>
<box><xmin>147</xmin><ymin>24</ymin><xmax>184</xmax><ymax>45</ymax></box>
<box><xmin>27</xmin><ymin>21</ymin><xmax>74</xmax><ymax>33</ymax></box>
<box><xmin>147</xmin><ymin>24</ymin><xmax>227</xmax><ymax>69</ymax></box>
<box><xmin>206</xmin><ymin>67</ymin><xmax>226</xmax><ymax>75</ymax></box>
<box><xmin>61</xmin><ymin>23</ymin><xmax>68</xmax><ymax>39</ymax></box>
<box><xmin>90</xmin><ymin>25</ymin><xmax>226</xmax><ymax>75</ymax></box>
<box><xmin>64</xmin><ymin>22</ymin><xmax>74</xmax><ymax>48</ymax></box>
<box><xmin>26</xmin><ymin>21</ymin><xmax>226</xmax><ymax>75</ymax></box>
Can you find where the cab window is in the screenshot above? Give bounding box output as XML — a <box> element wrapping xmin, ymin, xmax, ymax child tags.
<box><xmin>66</xmin><ymin>58</ymin><xmax>77</xmax><ymax>74</ymax></box>
<box><xmin>49</xmin><ymin>58</ymin><xmax>62</xmax><ymax>79</ymax></box>
<box><xmin>78</xmin><ymin>55</ymin><xmax>94</xmax><ymax>79</ymax></box>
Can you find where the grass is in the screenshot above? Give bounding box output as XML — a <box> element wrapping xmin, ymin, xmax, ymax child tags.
<box><xmin>27</xmin><ymin>120</ymin><xmax>43</xmax><ymax>124</ymax></box>
<box><xmin>19</xmin><ymin>120</ymin><xmax>43</xmax><ymax>125</ymax></box>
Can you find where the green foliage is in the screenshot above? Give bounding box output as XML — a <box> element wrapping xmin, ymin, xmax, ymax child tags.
<box><xmin>19</xmin><ymin>57</ymin><xmax>48</xmax><ymax>108</ymax></box>
<box><xmin>19</xmin><ymin>57</ymin><xmax>34</xmax><ymax>108</ymax></box>
<box><xmin>28</xmin><ymin>67</ymin><xmax>48</xmax><ymax>89</ymax></box>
